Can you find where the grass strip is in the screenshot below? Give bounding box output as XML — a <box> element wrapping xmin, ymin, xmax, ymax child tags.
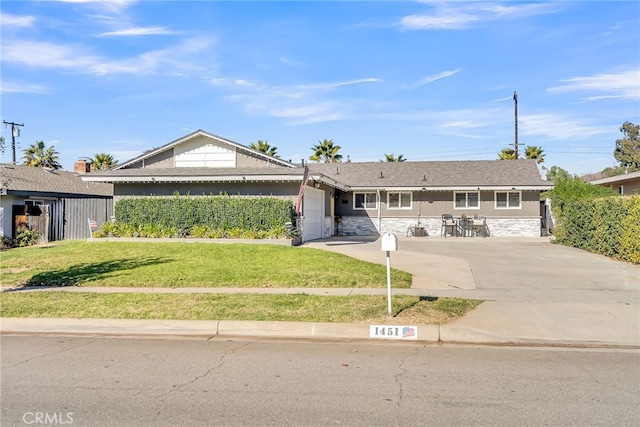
<box><xmin>0</xmin><ymin>241</ymin><xmax>412</xmax><ymax>289</ymax></box>
<box><xmin>0</xmin><ymin>292</ymin><xmax>482</xmax><ymax>324</ymax></box>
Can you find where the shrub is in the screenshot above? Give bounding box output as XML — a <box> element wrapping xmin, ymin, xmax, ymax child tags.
<box><xmin>95</xmin><ymin>195</ymin><xmax>296</xmax><ymax>240</ymax></box>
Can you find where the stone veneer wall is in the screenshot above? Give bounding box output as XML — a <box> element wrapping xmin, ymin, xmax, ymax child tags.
<box><xmin>332</xmin><ymin>216</ymin><xmax>542</xmax><ymax>238</ymax></box>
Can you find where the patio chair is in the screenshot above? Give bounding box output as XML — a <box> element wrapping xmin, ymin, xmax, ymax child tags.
<box><xmin>459</xmin><ymin>217</ymin><xmax>473</xmax><ymax>237</ymax></box>
<box><xmin>472</xmin><ymin>215</ymin><xmax>487</xmax><ymax>237</ymax></box>
<box><xmin>441</xmin><ymin>214</ymin><xmax>457</xmax><ymax>237</ymax></box>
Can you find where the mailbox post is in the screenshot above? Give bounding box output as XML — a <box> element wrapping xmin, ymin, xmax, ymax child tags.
<box><xmin>380</xmin><ymin>233</ymin><xmax>398</xmax><ymax>316</ymax></box>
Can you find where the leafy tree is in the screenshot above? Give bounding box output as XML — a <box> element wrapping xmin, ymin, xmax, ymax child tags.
<box><xmin>381</xmin><ymin>153</ymin><xmax>406</xmax><ymax>162</ymax></box>
<box><xmin>249</xmin><ymin>140</ymin><xmax>278</xmax><ymax>157</ymax></box>
<box><xmin>310</xmin><ymin>139</ymin><xmax>342</xmax><ymax>163</ymax></box>
<box><xmin>91</xmin><ymin>153</ymin><xmax>118</xmax><ymax>171</ymax></box>
<box><xmin>22</xmin><ymin>140</ymin><xmax>62</xmax><ymax>169</ymax></box>
<box><xmin>547</xmin><ymin>175</ymin><xmax>615</xmax><ymax>201</ymax></box>
<box><xmin>524</xmin><ymin>145</ymin><xmax>545</xmax><ymax>164</ymax></box>
<box><xmin>497</xmin><ymin>148</ymin><xmax>516</xmax><ymax>160</ymax></box>
<box><xmin>545</xmin><ymin>165</ymin><xmax>571</xmax><ymax>182</ymax></box>
<box><xmin>614</xmin><ymin>121</ymin><xmax>640</xmax><ymax>172</ymax></box>
<box><xmin>0</xmin><ymin>136</ymin><xmax>5</xmax><ymax>155</ymax></box>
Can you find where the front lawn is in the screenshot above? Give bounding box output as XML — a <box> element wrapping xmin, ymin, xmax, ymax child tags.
<box><xmin>0</xmin><ymin>241</ymin><xmax>412</xmax><ymax>289</ymax></box>
<box><xmin>0</xmin><ymin>292</ymin><xmax>481</xmax><ymax>324</ymax></box>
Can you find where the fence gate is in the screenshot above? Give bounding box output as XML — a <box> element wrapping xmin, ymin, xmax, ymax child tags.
<box><xmin>12</xmin><ymin>204</ymin><xmax>50</xmax><ymax>243</ymax></box>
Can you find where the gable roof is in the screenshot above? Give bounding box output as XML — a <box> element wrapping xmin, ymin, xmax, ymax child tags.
<box><xmin>309</xmin><ymin>159</ymin><xmax>552</xmax><ymax>191</ymax></box>
<box><xmin>116</xmin><ymin>129</ymin><xmax>296</xmax><ymax>170</ymax></box>
<box><xmin>588</xmin><ymin>171</ymin><xmax>640</xmax><ymax>186</ymax></box>
<box><xmin>1</xmin><ymin>164</ymin><xmax>113</xmax><ymax>197</ymax></box>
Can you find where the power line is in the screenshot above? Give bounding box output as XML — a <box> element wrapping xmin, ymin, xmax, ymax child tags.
<box><xmin>3</xmin><ymin>120</ymin><xmax>24</xmax><ymax>164</ymax></box>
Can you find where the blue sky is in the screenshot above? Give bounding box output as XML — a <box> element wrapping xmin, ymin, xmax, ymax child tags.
<box><xmin>1</xmin><ymin>0</ymin><xmax>638</xmax><ymax>175</ymax></box>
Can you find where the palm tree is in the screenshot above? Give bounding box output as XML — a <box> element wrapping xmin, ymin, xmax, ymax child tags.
<box><xmin>91</xmin><ymin>153</ymin><xmax>118</xmax><ymax>171</ymax></box>
<box><xmin>249</xmin><ymin>140</ymin><xmax>278</xmax><ymax>157</ymax></box>
<box><xmin>381</xmin><ymin>153</ymin><xmax>406</xmax><ymax>162</ymax></box>
<box><xmin>524</xmin><ymin>145</ymin><xmax>545</xmax><ymax>164</ymax></box>
<box><xmin>22</xmin><ymin>141</ymin><xmax>62</xmax><ymax>169</ymax></box>
<box><xmin>310</xmin><ymin>139</ymin><xmax>343</xmax><ymax>163</ymax></box>
<box><xmin>498</xmin><ymin>148</ymin><xmax>516</xmax><ymax>160</ymax></box>
<box><xmin>0</xmin><ymin>136</ymin><xmax>5</xmax><ymax>155</ymax></box>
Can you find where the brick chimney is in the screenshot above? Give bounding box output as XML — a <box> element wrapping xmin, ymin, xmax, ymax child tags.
<box><xmin>74</xmin><ymin>159</ymin><xmax>91</xmax><ymax>174</ymax></box>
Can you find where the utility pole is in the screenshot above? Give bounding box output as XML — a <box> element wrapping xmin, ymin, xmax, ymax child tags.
<box><xmin>512</xmin><ymin>91</ymin><xmax>519</xmax><ymax>159</ymax></box>
<box><xmin>3</xmin><ymin>120</ymin><xmax>24</xmax><ymax>165</ymax></box>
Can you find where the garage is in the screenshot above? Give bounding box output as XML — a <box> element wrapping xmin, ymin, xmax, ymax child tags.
<box><xmin>302</xmin><ymin>186</ymin><xmax>324</xmax><ymax>242</ymax></box>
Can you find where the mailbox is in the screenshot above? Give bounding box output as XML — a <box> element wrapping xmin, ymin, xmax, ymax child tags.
<box><xmin>380</xmin><ymin>232</ymin><xmax>398</xmax><ymax>251</ymax></box>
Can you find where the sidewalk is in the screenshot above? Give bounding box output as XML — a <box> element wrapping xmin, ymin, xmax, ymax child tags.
<box><xmin>2</xmin><ymin>236</ymin><xmax>639</xmax><ymax>348</ymax></box>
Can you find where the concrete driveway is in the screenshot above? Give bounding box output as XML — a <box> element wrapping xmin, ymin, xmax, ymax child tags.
<box><xmin>303</xmin><ymin>236</ymin><xmax>640</xmax><ymax>304</ymax></box>
<box><xmin>304</xmin><ymin>236</ymin><xmax>640</xmax><ymax>347</ymax></box>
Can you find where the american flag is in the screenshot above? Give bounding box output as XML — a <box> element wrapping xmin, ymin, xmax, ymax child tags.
<box><xmin>88</xmin><ymin>219</ymin><xmax>98</xmax><ymax>229</ymax></box>
<box><xmin>295</xmin><ymin>166</ymin><xmax>310</xmax><ymax>214</ymax></box>
<box><xmin>402</xmin><ymin>326</ymin><xmax>415</xmax><ymax>338</ymax></box>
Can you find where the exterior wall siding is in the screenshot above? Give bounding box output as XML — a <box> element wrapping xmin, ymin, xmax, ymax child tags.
<box><xmin>113</xmin><ymin>182</ymin><xmax>299</xmax><ymax>198</ymax></box>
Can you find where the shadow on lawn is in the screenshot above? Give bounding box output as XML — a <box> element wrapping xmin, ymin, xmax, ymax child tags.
<box><xmin>10</xmin><ymin>257</ymin><xmax>169</xmax><ymax>289</ymax></box>
<box><xmin>394</xmin><ymin>295</ymin><xmax>438</xmax><ymax>317</ymax></box>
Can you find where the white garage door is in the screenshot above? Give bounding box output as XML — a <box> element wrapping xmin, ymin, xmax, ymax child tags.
<box><xmin>302</xmin><ymin>187</ymin><xmax>324</xmax><ymax>242</ymax></box>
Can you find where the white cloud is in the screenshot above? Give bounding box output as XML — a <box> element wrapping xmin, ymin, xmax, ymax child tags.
<box><xmin>1</xmin><ymin>13</ymin><xmax>35</xmax><ymax>27</ymax></box>
<box><xmin>520</xmin><ymin>113</ymin><xmax>610</xmax><ymax>140</ymax></box>
<box><xmin>1</xmin><ymin>81</ymin><xmax>50</xmax><ymax>94</ymax></box>
<box><xmin>547</xmin><ymin>69</ymin><xmax>640</xmax><ymax>100</ymax></box>
<box><xmin>56</xmin><ymin>0</ymin><xmax>136</xmax><ymax>14</ymax></box>
<box><xmin>399</xmin><ymin>1</ymin><xmax>561</xmax><ymax>31</ymax></box>
<box><xmin>98</xmin><ymin>26</ymin><xmax>178</xmax><ymax>37</ymax></box>
<box><xmin>1</xmin><ymin>37</ymin><xmax>215</xmax><ymax>76</ymax></box>
<box><xmin>404</xmin><ymin>69</ymin><xmax>461</xmax><ymax>89</ymax></box>
<box><xmin>401</xmin><ymin>12</ymin><xmax>478</xmax><ymax>30</ymax></box>
<box><xmin>2</xmin><ymin>41</ymin><xmax>99</xmax><ymax>69</ymax></box>
<box><xmin>209</xmin><ymin>77</ymin><xmax>379</xmax><ymax>124</ymax></box>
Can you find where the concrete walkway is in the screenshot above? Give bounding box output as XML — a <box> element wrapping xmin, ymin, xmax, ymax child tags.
<box><xmin>2</xmin><ymin>236</ymin><xmax>639</xmax><ymax>348</ymax></box>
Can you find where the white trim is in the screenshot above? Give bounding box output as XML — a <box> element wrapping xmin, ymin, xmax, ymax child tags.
<box><xmin>494</xmin><ymin>190</ymin><xmax>522</xmax><ymax>209</ymax></box>
<box><xmin>353</xmin><ymin>192</ymin><xmax>378</xmax><ymax>210</ymax></box>
<box><xmin>453</xmin><ymin>191</ymin><xmax>480</xmax><ymax>210</ymax></box>
<box><xmin>350</xmin><ymin>186</ymin><xmax>552</xmax><ymax>191</ymax></box>
<box><xmin>387</xmin><ymin>191</ymin><xmax>413</xmax><ymax>210</ymax></box>
<box><xmin>81</xmin><ymin>174</ymin><xmax>304</xmax><ymax>183</ymax></box>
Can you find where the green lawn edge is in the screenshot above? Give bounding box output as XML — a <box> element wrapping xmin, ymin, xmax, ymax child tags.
<box><xmin>0</xmin><ymin>292</ymin><xmax>482</xmax><ymax>325</ymax></box>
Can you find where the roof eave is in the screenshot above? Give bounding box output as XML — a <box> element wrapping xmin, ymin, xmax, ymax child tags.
<box><xmin>348</xmin><ymin>185</ymin><xmax>554</xmax><ymax>191</ymax></box>
<box><xmin>81</xmin><ymin>174</ymin><xmax>305</xmax><ymax>184</ymax></box>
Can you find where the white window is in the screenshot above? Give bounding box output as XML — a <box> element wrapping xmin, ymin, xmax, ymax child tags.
<box><xmin>618</xmin><ymin>186</ymin><xmax>624</xmax><ymax>195</ymax></box>
<box><xmin>387</xmin><ymin>192</ymin><xmax>412</xmax><ymax>209</ymax></box>
<box><xmin>454</xmin><ymin>192</ymin><xmax>479</xmax><ymax>209</ymax></box>
<box><xmin>495</xmin><ymin>191</ymin><xmax>521</xmax><ymax>209</ymax></box>
<box><xmin>354</xmin><ymin>192</ymin><xmax>377</xmax><ymax>210</ymax></box>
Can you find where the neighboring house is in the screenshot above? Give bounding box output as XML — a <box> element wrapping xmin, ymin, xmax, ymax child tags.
<box><xmin>81</xmin><ymin>129</ymin><xmax>553</xmax><ymax>241</ymax></box>
<box><xmin>588</xmin><ymin>171</ymin><xmax>640</xmax><ymax>195</ymax></box>
<box><xmin>0</xmin><ymin>163</ymin><xmax>113</xmax><ymax>241</ymax></box>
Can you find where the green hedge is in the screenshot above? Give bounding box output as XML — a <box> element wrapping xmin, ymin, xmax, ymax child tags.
<box><xmin>552</xmin><ymin>193</ymin><xmax>640</xmax><ymax>264</ymax></box>
<box><xmin>105</xmin><ymin>195</ymin><xmax>296</xmax><ymax>239</ymax></box>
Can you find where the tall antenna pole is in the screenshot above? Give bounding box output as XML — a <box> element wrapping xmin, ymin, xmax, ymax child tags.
<box><xmin>3</xmin><ymin>120</ymin><xmax>24</xmax><ymax>165</ymax></box>
<box><xmin>513</xmin><ymin>91</ymin><xmax>519</xmax><ymax>159</ymax></box>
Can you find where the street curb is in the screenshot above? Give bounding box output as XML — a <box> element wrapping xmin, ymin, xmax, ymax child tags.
<box><xmin>2</xmin><ymin>318</ymin><xmax>638</xmax><ymax>349</ymax></box>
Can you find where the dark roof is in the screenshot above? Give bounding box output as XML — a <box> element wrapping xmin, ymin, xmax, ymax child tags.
<box><xmin>81</xmin><ymin>159</ymin><xmax>551</xmax><ymax>190</ymax></box>
<box><xmin>308</xmin><ymin>159</ymin><xmax>552</xmax><ymax>190</ymax></box>
<box><xmin>1</xmin><ymin>164</ymin><xmax>113</xmax><ymax>196</ymax></box>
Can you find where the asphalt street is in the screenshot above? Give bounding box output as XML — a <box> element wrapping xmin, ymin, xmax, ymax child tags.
<box><xmin>2</xmin><ymin>336</ymin><xmax>639</xmax><ymax>427</ymax></box>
